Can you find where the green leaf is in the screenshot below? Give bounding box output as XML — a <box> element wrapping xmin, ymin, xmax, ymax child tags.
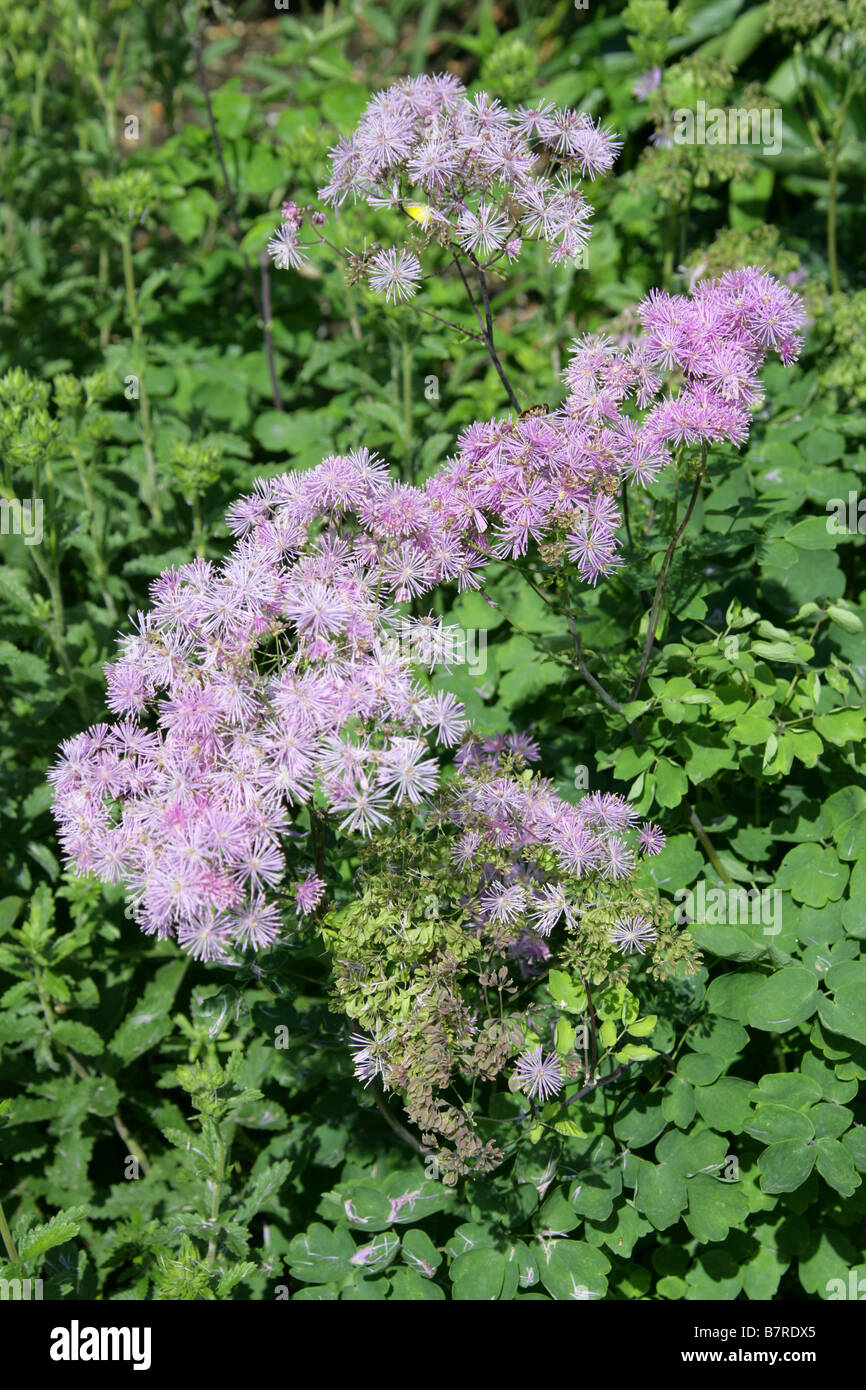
<box><xmin>388</xmin><ymin>1268</ymin><xmax>445</xmax><ymax>1299</ymax></box>
<box><xmin>833</xmin><ymin>808</ymin><xmax>866</xmax><ymax>860</ymax></box>
<box><xmin>747</xmin><ymin>1103</ymin><xmax>815</xmax><ymax>1145</ymax></box>
<box><xmin>498</xmin><ymin>658</ymin><xmax>561</xmax><ymax>708</ymax></box>
<box><xmin>746</xmin><ymin>967</ymin><xmax>819</xmax><ymax>1032</ymax></box>
<box><xmin>662</xmin><ymin>1076</ymin><xmax>696</xmax><ymax>1129</ymax></box>
<box><xmin>750</xmin><ymin>1072</ymin><xmax>823</xmax><ymax>1108</ymax></box>
<box><xmin>677</xmin><ymin>1051</ymin><xmax>726</xmax><ymax>1085</ymax></box>
<box><xmin>842</xmin><ymin>1128</ymin><xmax>866</xmax><ymax>1172</ymax></box>
<box><xmin>731</xmin><ymin>711</ymin><xmax>777</xmax><ymax>742</ymax></box>
<box><xmin>110</xmin><ymin>960</ymin><xmax>187</xmax><ymax>1063</ymax></box>
<box><xmin>52</xmin><ymin>1019</ymin><xmax>104</xmax><ymax>1056</ymax></box>
<box><xmin>742</xmin><ymin>1244</ymin><xmax>787</xmax><ymax>1300</ymax></box>
<box><xmin>688</xmin><ymin>1017</ymin><xmax>749</xmax><ymax>1058</ymax></box>
<box><xmin>693</xmin><ymin>1077</ymin><xmax>753</xmax><ymax>1134</ymax></box>
<box><xmin>535</xmin><ymin>1238</ymin><xmax>609</xmax><ymax>1300</ymax></box>
<box><xmin>777</xmin><ymin>844</ymin><xmax>848</xmax><ymax>906</ymax></box>
<box><xmin>784</xmin><ymin>516</ymin><xmax>838</xmax><ymax>550</ymax></box>
<box><xmin>655</xmin><ymin>1128</ymin><xmax>728</xmax><ymax>1176</ymax></box>
<box><xmin>613</xmin><ymin>1093</ymin><xmax>667</xmax><ymax>1148</ymax></box>
<box><xmin>320</xmin><ymin>1185</ymin><xmax>392</xmax><ymax>1232</ymax></box>
<box><xmin>692</xmin><ymin>925</ymin><xmax>766</xmax><ymax>961</ymax></box>
<box><xmin>798</xmin><ymin>1231</ymin><xmax>861</xmax><ymax>1296</ymax></box>
<box><xmin>450</xmin><ymin>1247</ymin><xmax>506</xmax><ymax>1300</ymax></box>
<box><xmin>547</xmin><ymin>970</ymin><xmax>584</xmax><ymax>1013</ymax></box>
<box><xmin>705</xmin><ymin>970</ymin><xmax>763</xmax><ymax>1023</ymax></box>
<box><xmin>0</xmin><ymin>897</ymin><xmax>24</xmax><ymax>932</ymax></box>
<box><xmin>634</xmin><ymin>1164</ymin><xmax>688</xmax><ymax>1230</ymax></box>
<box><xmin>401</xmin><ymin>1228</ymin><xmax>441</xmax><ymax>1278</ymax></box>
<box><xmin>827</xmin><ymin>604</ymin><xmax>864</xmax><ymax>634</ymax></box>
<box><xmin>350</xmin><ymin>1232</ymin><xmax>400</xmax><ymax>1276</ymax></box>
<box><xmin>287</xmin><ymin>1223</ymin><xmax>357</xmax><ymax>1284</ymax></box>
<box><xmin>236</xmin><ymin>1161</ymin><xmax>291</xmax><ymax>1225</ymax></box>
<box><xmin>653</xmin><ymin>757</ymin><xmax>688</xmax><ymax>808</ymax></box>
<box><xmin>814</xmin><ymin>708</ymin><xmax>866</xmax><ymax>746</ymax></box>
<box><xmin>253</xmin><ymin>411</ymin><xmax>300</xmax><ymax>453</ymax></box>
<box><xmin>684</xmin><ymin>1249</ymin><xmax>743</xmax><ymax>1300</ymax></box>
<box><xmin>18</xmin><ymin>1206</ymin><xmax>87</xmax><ymax>1263</ymax></box>
<box><xmin>817</xmin><ymin>984</ymin><xmax>866</xmax><ymax>1046</ymax></box>
<box><xmin>759</xmin><ymin>1140</ymin><xmax>817</xmax><ymax>1193</ymax></box>
<box><xmin>211</xmin><ymin>85</ymin><xmax>254</xmax><ymax>139</ymax></box>
<box><xmin>568</xmin><ymin>1168</ymin><xmax>622</xmax><ymax>1222</ymax></box>
<box><xmin>535</xmin><ymin>1188</ymin><xmax>581</xmax><ymax>1234</ymax></box>
<box><xmin>684</xmin><ymin>1173</ymin><xmax>750</xmax><ymax>1242</ymax></box>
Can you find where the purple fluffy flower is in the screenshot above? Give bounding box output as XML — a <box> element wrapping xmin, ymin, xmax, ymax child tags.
<box><xmin>367</xmin><ymin>247</ymin><xmax>422</xmax><ymax>302</ymax></box>
<box><xmin>48</xmin><ymin>444</ymin><xmax>485</xmax><ymax>956</ymax></box>
<box><xmin>638</xmin><ymin>822</ymin><xmax>666</xmax><ymax>855</ymax></box>
<box><xmin>513</xmin><ymin>1046</ymin><xmax>563</xmax><ymax>1101</ymax></box>
<box><xmin>610</xmin><ymin>915</ymin><xmax>657</xmax><ymax>954</ymax></box>
<box><xmin>269</xmin><ymin>75</ymin><xmax>622</xmax><ymax>279</ymax></box>
<box><xmin>294</xmin><ymin>873</ymin><xmax>326</xmax><ymax>915</ymax></box>
<box><xmin>633</xmin><ymin>67</ymin><xmax>662</xmax><ymax>101</ymax></box>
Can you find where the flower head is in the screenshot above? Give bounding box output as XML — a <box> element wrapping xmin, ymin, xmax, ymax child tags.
<box><xmin>610</xmin><ymin>915</ymin><xmax>657</xmax><ymax>954</ymax></box>
<box><xmin>513</xmin><ymin>1046</ymin><xmax>563</xmax><ymax>1101</ymax></box>
<box><xmin>367</xmin><ymin>247</ymin><xmax>422</xmax><ymax>302</ymax></box>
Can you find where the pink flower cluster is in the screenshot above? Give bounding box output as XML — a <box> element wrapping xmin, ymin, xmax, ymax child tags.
<box><xmin>48</xmin><ymin>265</ymin><xmax>803</xmax><ymax>959</ymax></box>
<box><xmin>50</xmin><ymin>449</ymin><xmax>481</xmax><ymax>962</ymax></box>
<box><xmin>451</xmin><ymin>755</ymin><xmax>666</xmax><ymax>928</ymax></box>
<box><xmin>268</xmin><ymin>74</ymin><xmax>622</xmax><ymax>289</ymax></box>
<box><xmin>347</xmin><ymin>742</ymin><xmax>668</xmax><ymax>1091</ymax></box>
<box><xmin>425</xmin><ymin>266</ymin><xmax>805</xmax><ymax>583</ymax></box>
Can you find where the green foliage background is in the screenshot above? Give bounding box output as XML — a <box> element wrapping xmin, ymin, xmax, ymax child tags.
<box><xmin>1</xmin><ymin>0</ymin><xmax>865</xmax><ymax>1300</ymax></box>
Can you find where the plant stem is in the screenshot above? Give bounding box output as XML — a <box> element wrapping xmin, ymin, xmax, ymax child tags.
<box><xmin>402</xmin><ymin>335</ymin><xmax>413</xmax><ymax>477</ymax></box>
<box><xmin>827</xmin><ymin>150</ymin><xmax>841</xmax><ymax>296</ymax></box>
<box><xmin>25</xmin><ymin>540</ymin><xmax>90</xmax><ymax>719</ymax></box>
<box><xmin>622</xmin><ymin>482</ymin><xmax>634</xmax><ymax>551</ymax></box>
<box><xmin>70</xmin><ymin>440</ymin><xmax>117</xmax><ymax>619</ymax></box>
<box><xmin>259</xmin><ymin>253</ymin><xmax>283</xmax><ymax>411</ymax></box>
<box><xmin>568</xmin><ymin>616</ymin><xmax>731</xmax><ymax>883</ymax></box>
<box><xmin>0</xmin><ymin>1200</ymin><xmax>20</xmax><ymax>1265</ymax></box>
<box><xmin>370</xmin><ymin>1079</ymin><xmax>425</xmax><ymax>1155</ymax></box>
<box><xmin>630</xmin><ymin>469</ymin><xmax>703</xmax><ymax>700</ymax></box>
<box><xmin>451</xmin><ymin>250</ymin><xmax>522</xmax><ymax>410</ymax></box>
<box><xmin>120</xmin><ymin>226</ymin><xmax>162</xmax><ymax>523</ymax></box>
<box><xmin>183</xmin><ymin>5</ymin><xmax>284</xmax><ymax>411</ymax></box>
<box><xmin>309</xmin><ymin>806</ymin><xmax>325</xmax><ymax>879</ymax></box>
<box><xmin>564</xmin><ymin>1061</ymin><xmax>634</xmax><ymax>1108</ymax></box>
<box><xmin>3</xmin><ymin>201</ymin><xmax>14</xmax><ymax>320</ymax></box>
<box><xmin>826</xmin><ymin>66</ymin><xmax>857</xmax><ymax>295</ymax></box>
<box><xmin>33</xmin><ymin>966</ymin><xmax>150</xmax><ymax>1173</ymax></box>
<box><xmin>205</xmin><ymin>1127</ymin><xmax>226</xmax><ymax>1269</ymax></box>
<box><xmin>579</xmin><ymin>973</ymin><xmax>598</xmax><ymax>1083</ymax></box>
<box><xmin>468</xmin><ymin>253</ymin><xmax>522</xmax><ymax>411</ymax></box>
<box><xmin>191</xmin><ymin>495</ymin><xmax>204</xmax><ymax>557</ymax></box>
<box><xmin>405</xmin><ymin>301</ymin><xmax>485</xmax><ymax>340</ymax></box>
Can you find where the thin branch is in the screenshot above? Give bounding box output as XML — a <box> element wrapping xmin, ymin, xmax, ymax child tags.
<box><xmin>630</xmin><ymin>471</ymin><xmax>703</xmax><ymax>700</ymax></box>
<box><xmin>0</xmin><ymin>1200</ymin><xmax>20</xmax><ymax>1265</ymax></box>
<box><xmin>259</xmin><ymin>252</ymin><xmax>283</xmax><ymax>412</ymax></box>
<box><xmin>309</xmin><ymin>806</ymin><xmax>325</xmax><ymax>880</ymax></box>
<box><xmin>187</xmin><ymin>11</ymin><xmax>245</xmax><ymax>246</ymax></box>
<box><xmin>685</xmin><ymin>805</ymin><xmax>733</xmax><ymax>885</ymax></box>
<box><xmin>579</xmin><ymin>973</ymin><xmax>598</xmax><ymax>1083</ymax></box>
<box><xmin>568</xmin><ymin>607</ymin><xmax>732</xmax><ymax>884</ymax></box>
<box><xmin>405</xmin><ymin>301</ymin><xmax>485</xmax><ymax>340</ymax></box>
<box><xmin>449</xmin><ymin>250</ymin><xmax>486</xmax><ymax>335</ymax></box>
<box><xmin>467</xmin><ymin>252</ymin><xmax>522</xmax><ymax>411</ymax></box>
<box><xmin>370</xmin><ymin>1080</ymin><xmax>425</xmax><ymax>1155</ymax></box>
<box><xmin>564</xmin><ymin>1061</ymin><xmax>634</xmax><ymax>1108</ymax></box>
<box><xmin>450</xmin><ymin>249</ymin><xmax>521</xmax><ymax>410</ymax></box>
<box><xmin>181</xmin><ymin>6</ymin><xmax>286</xmax><ymax>412</ymax></box>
